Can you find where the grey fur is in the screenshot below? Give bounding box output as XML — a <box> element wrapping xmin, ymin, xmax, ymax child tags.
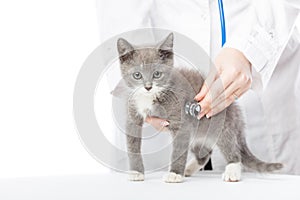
<box><xmin>115</xmin><ymin>33</ymin><xmax>283</xmax><ymax>178</ymax></box>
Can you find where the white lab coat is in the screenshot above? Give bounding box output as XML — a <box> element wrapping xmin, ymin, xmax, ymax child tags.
<box><xmin>209</xmin><ymin>0</ymin><xmax>300</xmax><ymax>175</ymax></box>
<box><xmin>96</xmin><ymin>0</ymin><xmax>300</xmax><ymax>174</ymax></box>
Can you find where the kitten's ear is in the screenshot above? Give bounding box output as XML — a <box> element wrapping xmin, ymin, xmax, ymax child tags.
<box><xmin>117</xmin><ymin>38</ymin><xmax>135</xmax><ymax>63</ymax></box>
<box><xmin>158</xmin><ymin>33</ymin><xmax>174</xmax><ymax>60</ymax></box>
<box><xmin>117</xmin><ymin>38</ymin><xmax>134</xmax><ymax>55</ymax></box>
<box><xmin>159</xmin><ymin>33</ymin><xmax>174</xmax><ymax>51</ymax></box>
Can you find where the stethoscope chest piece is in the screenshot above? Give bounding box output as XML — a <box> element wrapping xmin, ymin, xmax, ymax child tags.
<box><xmin>185</xmin><ymin>101</ymin><xmax>201</xmax><ymax>118</ymax></box>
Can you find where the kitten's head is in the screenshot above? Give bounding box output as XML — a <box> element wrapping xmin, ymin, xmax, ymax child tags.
<box><xmin>117</xmin><ymin>33</ymin><xmax>174</xmax><ymax>96</ymax></box>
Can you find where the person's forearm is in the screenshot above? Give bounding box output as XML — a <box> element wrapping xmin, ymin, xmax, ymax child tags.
<box><xmin>284</xmin><ymin>0</ymin><xmax>300</xmax><ymax>10</ymax></box>
<box><xmin>225</xmin><ymin>0</ymin><xmax>300</xmax><ymax>89</ymax></box>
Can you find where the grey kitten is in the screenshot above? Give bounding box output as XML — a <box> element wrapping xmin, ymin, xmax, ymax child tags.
<box><xmin>114</xmin><ymin>33</ymin><xmax>283</xmax><ymax>183</ymax></box>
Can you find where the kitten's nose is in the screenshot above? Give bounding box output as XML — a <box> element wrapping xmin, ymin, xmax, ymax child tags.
<box><xmin>145</xmin><ymin>86</ymin><xmax>152</xmax><ymax>91</ymax></box>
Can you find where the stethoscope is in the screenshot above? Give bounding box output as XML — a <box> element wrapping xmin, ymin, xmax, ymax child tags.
<box><xmin>185</xmin><ymin>0</ymin><xmax>226</xmax><ymax>118</ymax></box>
<box><xmin>218</xmin><ymin>0</ymin><xmax>226</xmax><ymax>46</ymax></box>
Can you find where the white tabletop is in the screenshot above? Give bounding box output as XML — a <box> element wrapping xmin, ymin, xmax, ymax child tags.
<box><xmin>1</xmin><ymin>172</ymin><xmax>299</xmax><ymax>200</ymax></box>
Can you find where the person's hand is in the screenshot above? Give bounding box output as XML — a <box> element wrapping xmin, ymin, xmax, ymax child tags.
<box><xmin>195</xmin><ymin>48</ymin><xmax>252</xmax><ymax>119</ymax></box>
<box><xmin>145</xmin><ymin>116</ymin><xmax>169</xmax><ymax>132</ymax></box>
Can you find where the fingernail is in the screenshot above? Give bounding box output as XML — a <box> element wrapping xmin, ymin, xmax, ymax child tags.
<box><xmin>206</xmin><ymin>114</ymin><xmax>210</xmax><ymax>119</ymax></box>
<box><xmin>161</xmin><ymin>121</ymin><xmax>169</xmax><ymax>126</ymax></box>
<box><xmin>197</xmin><ymin>113</ymin><xmax>204</xmax><ymax>120</ymax></box>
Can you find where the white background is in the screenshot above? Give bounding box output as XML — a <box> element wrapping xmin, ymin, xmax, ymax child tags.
<box><xmin>0</xmin><ymin>0</ymin><xmax>299</xmax><ymax>178</ymax></box>
<box><xmin>0</xmin><ymin>0</ymin><xmax>107</xmax><ymax>178</ymax></box>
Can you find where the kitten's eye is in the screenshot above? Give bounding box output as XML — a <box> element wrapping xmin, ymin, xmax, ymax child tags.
<box><xmin>153</xmin><ymin>71</ymin><xmax>162</xmax><ymax>79</ymax></box>
<box><xmin>132</xmin><ymin>72</ymin><xmax>142</xmax><ymax>80</ymax></box>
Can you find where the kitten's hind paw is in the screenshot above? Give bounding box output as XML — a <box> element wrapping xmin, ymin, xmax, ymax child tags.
<box><xmin>163</xmin><ymin>172</ymin><xmax>183</xmax><ymax>183</ymax></box>
<box><xmin>184</xmin><ymin>168</ymin><xmax>197</xmax><ymax>177</ymax></box>
<box><xmin>184</xmin><ymin>158</ymin><xmax>203</xmax><ymax>177</ymax></box>
<box><xmin>222</xmin><ymin>162</ymin><xmax>241</xmax><ymax>182</ymax></box>
<box><xmin>128</xmin><ymin>171</ymin><xmax>144</xmax><ymax>181</ymax></box>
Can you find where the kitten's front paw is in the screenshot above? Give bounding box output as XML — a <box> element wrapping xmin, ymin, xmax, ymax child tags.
<box><xmin>222</xmin><ymin>162</ymin><xmax>241</xmax><ymax>182</ymax></box>
<box><xmin>163</xmin><ymin>172</ymin><xmax>183</xmax><ymax>183</ymax></box>
<box><xmin>128</xmin><ymin>171</ymin><xmax>144</xmax><ymax>181</ymax></box>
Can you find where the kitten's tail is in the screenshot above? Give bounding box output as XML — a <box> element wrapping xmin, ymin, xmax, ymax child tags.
<box><xmin>239</xmin><ymin>140</ymin><xmax>283</xmax><ymax>172</ymax></box>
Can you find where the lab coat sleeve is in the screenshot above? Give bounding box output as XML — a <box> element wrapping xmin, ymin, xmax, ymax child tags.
<box><xmin>224</xmin><ymin>0</ymin><xmax>300</xmax><ymax>89</ymax></box>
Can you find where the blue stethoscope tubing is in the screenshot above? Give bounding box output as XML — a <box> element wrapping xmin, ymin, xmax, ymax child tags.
<box><xmin>218</xmin><ymin>0</ymin><xmax>226</xmax><ymax>46</ymax></box>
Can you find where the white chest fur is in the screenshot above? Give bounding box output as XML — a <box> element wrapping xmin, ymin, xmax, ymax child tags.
<box><xmin>132</xmin><ymin>93</ymin><xmax>155</xmax><ymax>119</ymax></box>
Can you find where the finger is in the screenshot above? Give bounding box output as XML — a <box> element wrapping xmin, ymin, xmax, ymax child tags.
<box><xmin>197</xmin><ymin>80</ymin><xmax>219</xmax><ymax>118</ymax></box>
<box><xmin>197</xmin><ymin>78</ymin><xmax>224</xmax><ymax>112</ymax></box>
<box><xmin>197</xmin><ymin>101</ymin><xmax>212</xmax><ymax>119</ymax></box>
<box><xmin>210</xmin><ymin>83</ymin><xmax>240</xmax><ymax>109</ymax></box>
<box><xmin>198</xmin><ymin>99</ymin><xmax>212</xmax><ymax>119</ymax></box>
<box><xmin>145</xmin><ymin>116</ymin><xmax>170</xmax><ymax>132</ymax></box>
<box><xmin>199</xmin><ymin>109</ymin><xmax>212</xmax><ymax>119</ymax></box>
<box><xmin>197</xmin><ymin>83</ymin><xmax>241</xmax><ymax>120</ymax></box>
<box><xmin>194</xmin><ymin>69</ymin><xmax>217</xmax><ymax>101</ymax></box>
<box><xmin>197</xmin><ymin>72</ymin><xmax>236</xmax><ymax>119</ymax></box>
<box><xmin>210</xmin><ymin>73</ymin><xmax>251</xmax><ymax>109</ymax></box>
<box><xmin>194</xmin><ymin>83</ymin><xmax>209</xmax><ymax>101</ymax></box>
<box><xmin>207</xmin><ymin>87</ymin><xmax>242</xmax><ymax>117</ymax></box>
<box><xmin>207</xmin><ymin>81</ymin><xmax>251</xmax><ymax>117</ymax></box>
<box><xmin>205</xmin><ymin>70</ymin><xmax>236</xmax><ymax>101</ymax></box>
<box><xmin>198</xmin><ymin>109</ymin><xmax>207</xmax><ymax>119</ymax></box>
<box><xmin>206</xmin><ymin>95</ymin><xmax>235</xmax><ymax>118</ymax></box>
<box><xmin>147</xmin><ymin>116</ymin><xmax>169</xmax><ymax>126</ymax></box>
